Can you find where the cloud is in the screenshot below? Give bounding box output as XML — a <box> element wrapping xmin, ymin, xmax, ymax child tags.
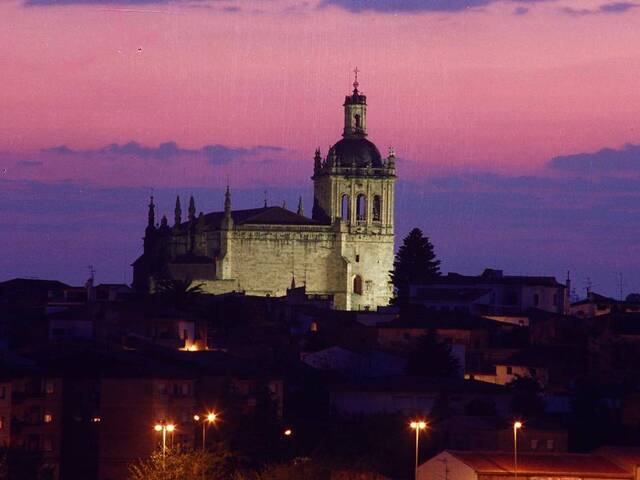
<box><xmin>42</xmin><ymin>141</ymin><xmax>284</xmax><ymax>166</ymax></box>
<box><xmin>17</xmin><ymin>160</ymin><xmax>43</xmax><ymax>168</ymax></box>
<box><xmin>318</xmin><ymin>0</ymin><xmax>549</xmax><ymax>14</ymax></box>
<box><xmin>25</xmin><ymin>0</ymin><xmax>179</xmax><ymax>5</ymax></box>
<box><xmin>514</xmin><ymin>6</ymin><xmax>529</xmax><ymax>14</ymax></box>
<box><xmin>547</xmin><ymin>143</ymin><xmax>640</xmax><ymax>173</ymax></box>
<box><xmin>560</xmin><ymin>1</ymin><xmax>638</xmax><ymax>16</ymax></box>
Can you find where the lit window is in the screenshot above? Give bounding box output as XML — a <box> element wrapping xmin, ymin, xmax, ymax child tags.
<box><xmin>547</xmin><ymin>439</ymin><xmax>555</xmax><ymax>450</ymax></box>
<box><xmin>531</xmin><ymin>439</ymin><xmax>538</xmax><ymax>450</ymax></box>
<box><xmin>44</xmin><ymin>380</ymin><xmax>55</xmax><ymax>395</ymax></box>
<box><xmin>43</xmin><ymin>413</ymin><xmax>53</xmax><ymax>424</ymax></box>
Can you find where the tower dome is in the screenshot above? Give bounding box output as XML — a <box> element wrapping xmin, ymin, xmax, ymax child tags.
<box><xmin>330</xmin><ymin>137</ymin><xmax>383</xmax><ymax>168</ymax></box>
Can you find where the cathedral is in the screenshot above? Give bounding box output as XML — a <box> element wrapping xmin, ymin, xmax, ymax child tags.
<box><xmin>133</xmin><ymin>78</ymin><xmax>397</xmax><ymax>311</ymax></box>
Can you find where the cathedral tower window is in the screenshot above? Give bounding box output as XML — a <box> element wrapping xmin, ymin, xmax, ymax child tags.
<box><xmin>373</xmin><ymin>195</ymin><xmax>381</xmax><ymax>221</ymax></box>
<box><xmin>356</xmin><ymin>194</ymin><xmax>366</xmax><ymax>221</ymax></box>
<box><xmin>355</xmin><ymin>114</ymin><xmax>361</xmax><ymax>130</ymax></box>
<box><xmin>341</xmin><ymin>194</ymin><xmax>350</xmax><ymax>220</ymax></box>
<box><xmin>353</xmin><ymin>275</ymin><xmax>363</xmax><ymax>295</ymax></box>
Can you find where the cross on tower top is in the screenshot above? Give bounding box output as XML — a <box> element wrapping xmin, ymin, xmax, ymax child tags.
<box><xmin>353</xmin><ymin>66</ymin><xmax>360</xmax><ymax>92</ymax></box>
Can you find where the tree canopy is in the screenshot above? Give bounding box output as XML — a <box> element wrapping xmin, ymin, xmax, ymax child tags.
<box><xmin>405</xmin><ymin>330</ymin><xmax>460</xmax><ymax>378</ymax></box>
<box><xmin>390</xmin><ymin>228</ymin><xmax>441</xmax><ymax>304</ymax></box>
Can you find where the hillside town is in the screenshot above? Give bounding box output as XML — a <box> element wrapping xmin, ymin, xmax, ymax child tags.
<box><xmin>3</xmin><ymin>223</ymin><xmax>640</xmax><ymax>479</ymax></box>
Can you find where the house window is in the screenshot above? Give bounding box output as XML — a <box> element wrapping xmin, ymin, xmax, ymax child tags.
<box><xmin>0</xmin><ymin>416</ymin><xmax>4</xmax><ymax>430</ymax></box>
<box><xmin>533</xmin><ymin>294</ymin><xmax>540</xmax><ymax>307</ymax></box>
<box><xmin>546</xmin><ymin>439</ymin><xmax>555</xmax><ymax>450</ymax></box>
<box><xmin>43</xmin><ymin>437</ymin><xmax>53</xmax><ymax>452</ymax></box>
<box><xmin>44</xmin><ymin>380</ymin><xmax>55</xmax><ymax>395</ymax></box>
<box><xmin>43</xmin><ymin>413</ymin><xmax>53</xmax><ymax>424</ymax></box>
<box><xmin>353</xmin><ymin>275</ymin><xmax>363</xmax><ymax>295</ymax></box>
<box><xmin>373</xmin><ymin>195</ymin><xmax>381</xmax><ymax>221</ymax></box>
<box><xmin>341</xmin><ymin>194</ymin><xmax>350</xmax><ymax>220</ymax></box>
<box><xmin>182</xmin><ymin>384</ymin><xmax>190</xmax><ymax>396</ymax></box>
<box><xmin>157</xmin><ymin>383</ymin><xmax>167</xmax><ymax>395</ymax></box>
<box><xmin>356</xmin><ymin>194</ymin><xmax>366</xmax><ymax>221</ymax></box>
<box><xmin>506</xmin><ymin>367</ymin><xmax>513</xmax><ymax>375</ymax></box>
<box><xmin>0</xmin><ymin>386</ymin><xmax>6</xmax><ymax>400</ymax></box>
<box><xmin>553</xmin><ymin>294</ymin><xmax>559</xmax><ymax>306</ymax></box>
<box><xmin>531</xmin><ymin>439</ymin><xmax>539</xmax><ymax>450</ymax></box>
<box><xmin>355</xmin><ymin>254</ymin><xmax>360</xmax><ymax>263</ymax></box>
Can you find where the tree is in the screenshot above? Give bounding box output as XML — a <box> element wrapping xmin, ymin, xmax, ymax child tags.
<box><xmin>128</xmin><ymin>446</ymin><xmax>235</xmax><ymax>480</ymax></box>
<box><xmin>390</xmin><ymin>228</ymin><xmax>441</xmax><ymax>304</ymax></box>
<box><xmin>154</xmin><ymin>277</ymin><xmax>204</xmax><ymax>310</ymax></box>
<box><xmin>506</xmin><ymin>376</ymin><xmax>546</xmax><ymax>418</ymax></box>
<box><xmin>406</xmin><ymin>330</ymin><xmax>460</xmax><ymax>378</ymax></box>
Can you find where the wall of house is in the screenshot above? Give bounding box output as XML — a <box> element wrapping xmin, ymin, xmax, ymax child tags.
<box><xmin>418</xmin><ymin>451</ymin><xmax>478</xmax><ymax>480</ymax></box>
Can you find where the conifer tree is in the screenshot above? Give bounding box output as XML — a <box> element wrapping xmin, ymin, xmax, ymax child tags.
<box><xmin>390</xmin><ymin>228</ymin><xmax>441</xmax><ymax>304</ymax></box>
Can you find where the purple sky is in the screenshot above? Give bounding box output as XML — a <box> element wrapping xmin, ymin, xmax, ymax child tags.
<box><xmin>2</xmin><ymin>0</ymin><xmax>640</xmax><ymax>298</ymax></box>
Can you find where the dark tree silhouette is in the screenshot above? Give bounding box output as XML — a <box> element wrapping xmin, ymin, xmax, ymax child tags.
<box><xmin>390</xmin><ymin>228</ymin><xmax>441</xmax><ymax>304</ymax></box>
<box><xmin>406</xmin><ymin>330</ymin><xmax>460</xmax><ymax>378</ymax></box>
<box><xmin>506</xmin><ymin>376</ymin><xmax>546</xmax><ymax>418</ymax></box>
<box><xmin>154</xmin><ymin>277</ymin><xmax>204</xmax><ymax>310</ymax></box>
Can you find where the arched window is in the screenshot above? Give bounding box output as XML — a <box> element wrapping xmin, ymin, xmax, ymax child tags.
<box><xmin>356</xmin><ymin>194</ymin><xmax>366</xmax><ymax>221</ymax></box>
<box><xmin>354</xmin><ymin>114</ymin><xmax>361</xmax><ymax>129</ymax></box>
<box><xmin>341</xmin><ymin>194</ymin><xmax>350</xmax><ymax>220</ymax></box>
<box><xmin>353</xmin><ymin>275</ymin><xmax>363</xmax><ymax>295</ymax></box>
<box><xmin>373</xmin><ymin>195</ymin><xmax>381</xmax><ymax>221</ymax></box>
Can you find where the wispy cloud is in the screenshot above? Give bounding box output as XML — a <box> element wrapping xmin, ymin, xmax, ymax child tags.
<box><xmin>319</xmin><ymin>0</ymin><xmax>550</xmax><ymax>14</ymax></box>
<box><xmin>42</xmin><ymin>141</ymin><xmax>284</xmax><ymax>166</ymax></box>
<box><xmin>547</xmin><ymin>143</ymin><xmax>640</xmax><ymax>173</ymax></box>
<box><xmin>560</xmin><ymin>1</ymin><xmax>638</xmax><ymax>16</ymax></box>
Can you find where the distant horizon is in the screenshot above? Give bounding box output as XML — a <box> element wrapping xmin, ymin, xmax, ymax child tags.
<box><xmin>2</xmin><ymin>0</ymin><xmax>640</xmax><ymax>299</ymax></box>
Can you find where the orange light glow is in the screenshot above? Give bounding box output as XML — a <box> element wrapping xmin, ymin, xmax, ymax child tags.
<box><xmin>166</xmin><ymin>424</ymin><xmax>175</xmax><ymax>432</ymax></box>
<box><xmin>514</xmin><ymin>421</ymin><xmax>523</xmax><ymax>430</ymax></box>
<box><xmin>410</xmin><ymin>420</ymin><xmax>427</xmax><ymax>430</ymax></box>
<box><xmin>206</xmin><ymin>413</ymin><xmax>217</xmax><ymax>423</ymax></box>
<box><xmin>154</xmin><ymin>424</ymin><xmax>163</xmax><ymax>432</ymax></box>
<box><xmin>283</xmin><ymin>428</ymin><xmax>293</xmax><ymax>436</ymax></box>
<box><xmin>193</xmin><ymin>414</ymin><xmax>200</xmax><ymax>421</ymax></box>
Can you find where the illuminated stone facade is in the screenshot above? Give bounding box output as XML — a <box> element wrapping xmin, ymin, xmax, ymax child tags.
<box><xmin>133</xmin><ymin>81</ymin><xmax>396</xmax><ymax>311</ymax></box>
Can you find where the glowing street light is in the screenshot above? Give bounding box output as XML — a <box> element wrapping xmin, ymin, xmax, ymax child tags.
<box><xmin>283</xmin><ymin>428</ymin><xmax>293</xmax><ymax>437</ymax></box>
<box><xmin>513</xmin><ymin>421</ymin><xmax>523</xmax><ymax>480</ymax></box>
<box><xmin>194</xmin><ymin>412</ymin><xmax>217</xmax><ymax>450</ymax></box>
<box><xmin>410</xmin><ymin>420</ymin><xmax>427</xmax><ymax>480</ymax></box>
<box><xmin>154</xmin><ymin>421</ymin><xmax>176</xmax><ymax>467</ymax></box>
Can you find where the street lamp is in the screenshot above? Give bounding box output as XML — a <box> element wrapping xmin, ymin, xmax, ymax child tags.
<box><xmin>194</xmin><ymin>412</ymin><xmax>217</xmax><ymax>450</ymax></box>
<box><xmin>410</xmin><ymin>420</ymin><xmax>427</xmax><ymax>480</ymax></box>
<box><xmin>513</xmin><ymin>421</ymin><xmax>523</xmax><ymax>480</ymax></box>
<box><xmin>154</xmin><ymin>422</ymin><xmax>176</xmax><ymax>468</ymax></box>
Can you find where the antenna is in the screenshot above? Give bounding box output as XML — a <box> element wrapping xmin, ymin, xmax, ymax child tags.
<box><xmin>619</xmin><ymin>272</ymin><xmax>624</xmax><ymax>301</ymax></box>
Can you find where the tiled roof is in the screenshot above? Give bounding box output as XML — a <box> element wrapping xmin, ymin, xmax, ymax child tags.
<box><xmin>447</xmin><ymin>450</ymin><xmax>630</xmax><ymax>477</ymax></box>
<box><xmin>182</xmin><ymin>206</ymin><xmax>320</xmax><ymax>229</ymax></box>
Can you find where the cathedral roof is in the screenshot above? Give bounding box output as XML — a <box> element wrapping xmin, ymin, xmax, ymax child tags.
<box><xmin>182</xmin><ymin>206</ymin><xmax>318</xmax><ymax>230</ymax></box>
<box><xmin>330</xmin><ymin>137</ymin><xmax>383</xmax><ymax>168</ymax></box>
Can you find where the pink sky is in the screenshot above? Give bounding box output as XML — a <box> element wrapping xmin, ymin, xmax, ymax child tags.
<box><xmin>2</xmin><ymin>0</ymin><xmax>640</xmax><ymax>186</ymax></box>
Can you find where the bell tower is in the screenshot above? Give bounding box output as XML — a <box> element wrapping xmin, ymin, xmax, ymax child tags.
<box><xmin>312</xmin><ymin>71</ymin><xmax>396</xmax><ymax>235</ymax></box>
<box><xmin>311</xmin><ymin>72</ymin><xmax>396</xmax><ymax>310</ymax></box>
